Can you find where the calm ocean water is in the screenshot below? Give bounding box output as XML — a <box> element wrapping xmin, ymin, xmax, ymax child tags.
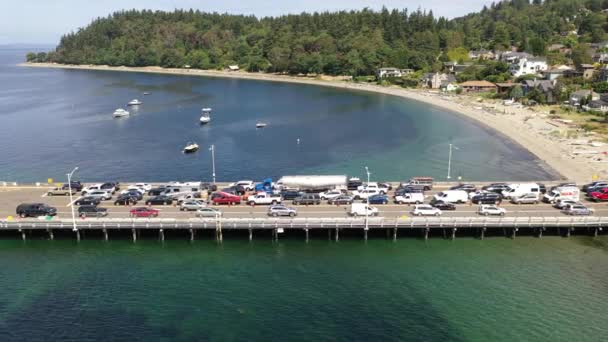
<box><xmin>0</xmin><ymin>46</ymin><xmax>557</xmax><ymax>183</ymax></box>
<box><xmin>0</xmin><ymin>237</ymin><xmax>606</xmax><ymax>341</ymax></box>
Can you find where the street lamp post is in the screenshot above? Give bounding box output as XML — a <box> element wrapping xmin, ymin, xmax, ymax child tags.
<box><xmin>209</xmin><ymin>144</ymin><xmax>216</xmax><ymax>184</ymax></box>
<box><xmin>67</xmin><ymin>167</ymin><xmax>79</xmax><ymax>232</ymax></box>
<box><xmin>447</xmin><ymin>144</ymin><xmax>459</xmax><ymax>180</ymax></box>
<box><xmin>365</xmin><ymin>166</ymin><xmax>371</xmax><ymax>232</ymax></box>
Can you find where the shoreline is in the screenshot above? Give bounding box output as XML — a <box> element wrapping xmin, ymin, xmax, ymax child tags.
<box><xmin>20</xmin><ymin>62</ymin><xmax>605</xmax><ymax>183</ymax></box>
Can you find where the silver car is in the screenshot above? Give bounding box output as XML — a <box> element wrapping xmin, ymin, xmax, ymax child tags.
<box><xmin>87</xmin><ymin>190</ymin><xmax>112</xmax><ymax>200</ymax></box>
<box><xmin>510</xmin><ymin>193</ymin><xmax>539</xmax><ymax>204</ymax></box>
<box><xmin>562</xmin><ymin>204</ymin><xmax>594</xmax><ymax>216</ymax></box>
<box><xmin>195</xmin><ymin>207</ymin><xmax>222</xmax><ymax>218</ymax></box>
<box><xmin>267</xmin><ymin>205</ymin><xmax>297</xmax><ymax>217</ymax></box>
<box><xmin>180</xmin><ymin>200</ymin><xmax>206</xmax><ymax>211</ymax></box>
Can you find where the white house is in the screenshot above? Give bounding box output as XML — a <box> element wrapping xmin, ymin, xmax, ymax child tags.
<box><xmin>377</xmin><ymin>68</ymin><xmax>403</xmax><ymax>79</ymax></box>
<box><xmin>584</xmin><ymin>100</ymin><xmax>608</xmax><ymax>113</ymax></box>
<box><xmin>509</xmin><ymin>57</ymin><xmax>548</xmax><ymax>77</ymax></box>
<box><xmin>227</xmin><ymin>65</ymin><xmax>240</xmax><ymax>71</ymax></box>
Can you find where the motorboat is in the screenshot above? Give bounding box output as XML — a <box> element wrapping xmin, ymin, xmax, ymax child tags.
<box><xmin>183</xmin><ymin>142</ymin><xmax>199</xmax><ymax>153</ymax></box>
<box><xmin>128</xmin><ymin>99</ymin><xmax>142</xmax><ymax>106</ymax></box>
<box><xmin>256</xmin><ymin>122</ymin><xmax>267</xmax><ymax>128</ymax></box>
<box><xmin>113</xmin><ymin>108</ymin><xmax>130</xmax><ymax>118</ymax></box>
<box><xmin>143</xmin><ymin>92</ymin><xmax>151</xmax><ymax>95</ymax></box>
<box><xmin>200</xmin><ymin>108</ymin><xmax>211</xmax><ymax>124</ymax></box>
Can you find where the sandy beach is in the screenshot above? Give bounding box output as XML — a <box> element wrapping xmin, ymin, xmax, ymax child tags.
<box><xmin>21</xmin><ymin>62</ymin><xmax>608</xmax><ymax>183</ymax></box>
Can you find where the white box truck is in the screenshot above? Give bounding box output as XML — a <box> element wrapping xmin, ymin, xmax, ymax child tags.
<box><xmin>542</xmin><ymin>187</ymin><xmax>580</xmax><ymax>203</ymax></box>
<box><xmin>432</xmin><ymin>190</ymin><xmax>468</xmax><ymax>204</ymax></box>
<box><xmin>501</xmin><ymin>183</ymin><xmax>540</xmax><ymax>199</ymax></box>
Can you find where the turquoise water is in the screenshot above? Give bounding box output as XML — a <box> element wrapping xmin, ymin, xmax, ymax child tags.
<box><xmin>0</xmin><ymin>237</ymin><xmax>606</xmax><ymax>341</ymax></box>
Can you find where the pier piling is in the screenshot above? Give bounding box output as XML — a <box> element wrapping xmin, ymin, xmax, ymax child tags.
<box><xmin>305</xmin><ymin>228</ymin><xmax>309</xmax><ymax>242</ymax></box>
<box><xmin>249</xmin><ymin>228</ymin><xmax>253</xmax><ymax>241</ymax></box>
<box><xmin>20</xmin><ymin>230</ymin><xmax>25</xmax><ymax>241</ymax></box>
<box><xmin>393</xmin><ymin>228</ymin><xmax>397</xmax><ymax>242</ymax></box>
<box><xmin>335</xmin><ymin>228</ymin><xmax>339</xmax><ymax>242</ymax></box>
<box><xmin>103</xmin><ymin>228</ymin><xmax>108</xmax><ymax>241</ymax></box>
<box><xmin>132</xmin><ymin>229</ymin><xmax>137</xmax><ymax>242</ymax></box>
<box><xmin>48</xmin><ymin>229</ymin><xmax>54</xmax><ymax>240</ymax></box>
<box><xmin>159</xmin><ymin>229</ymin><xmax>164</xmax><ymax>242</ymax></box>
<box><xmin>189</xmin><ymin>228</ymin><xmax>194</xmax><ymax>241</ymax></box>
<box><xmin>451</xmin><ymin>228</ymin><xmax>456</xmax><ymax>240</ymax></box>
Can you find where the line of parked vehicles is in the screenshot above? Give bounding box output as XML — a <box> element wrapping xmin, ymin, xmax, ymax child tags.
<box><xmin>15</xmin><ymin>177</ymin><xmax>606</xmax><ymax>219</ymax></box>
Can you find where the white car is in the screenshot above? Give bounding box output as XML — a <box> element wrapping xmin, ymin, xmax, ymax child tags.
<box><xmin>319</xmin><ymin>190</ymin><xmax>344</xmax><ymax>200</ymax></box>
<box><xmin>478</xmin><ymin>205</ymin><xmax>506</xmax><ymax>216</ymax></box>
<box><xmin>180</xmin><ymin>200</ymin><xmax>206</xmax><ymax>211</ymax></box>
<box><xmin>357</xmin><ymin>182</ymin><xmax>389</xmax><ymax>194</ymax></box>
<box><xmin>121</xmin><ymin>186</ymin><xmax>146</xmax><ymax>195</ymax></box>
<box><xmin>229</xmin><ymin>180</ymin><xmax>255</xmax><ymax>191</ymax></box>
<box><xmin>352</xmin><ymin>189</ymin><xmax>380</xmax><ymax>200</ymax></box>
<box><xmin>82</xmin><ymin>183</ymin><xmax>104</xmax><ymax>195</ymax></box>
<box><xmin>135</xmin><ymin>183</ymin><xmax>152</xmax><ymax>191</ymax></box>
<box><xmin>86</xmin><ymin>190</ymin><xmax>112</xmax><ymax>200</ymax></box>
<box><xmin>411</xmin><ymin>204</ymin><xmax>442</xmax><ymax>216</ymax></box>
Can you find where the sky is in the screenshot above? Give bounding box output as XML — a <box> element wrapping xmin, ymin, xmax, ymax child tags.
<box><xmin>1</xmin><ymin>0</ymin><xmax>494</xmax><ymax>45</ymax></box>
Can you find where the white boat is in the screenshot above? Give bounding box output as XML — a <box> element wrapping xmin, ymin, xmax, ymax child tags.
<box><xmin>143</xmin><ymin>92</ymin><xmax>151</xmax><ymax>95</ymax></box>
<box><xmin>128</xmin><ymin>99</ymin><xmax>142</xmax><ymax>106</ymax></box>
<box><xmin>113</xmin><ymin>108</ymin><xmax>130</xmax><ymax>118</ymax></box>
<box><xmin>200</xmin><ymin>108</ymin><xmax>212</xmax><ymax>124</ymax></box>
<box><xmin>256</xmin><ymin>122</ymin><xmax>267</xmax><ymax>128</ymax></box>
<box><xmin>183</xmin><ymin>142</ymin><xmax>199</xmax><ymax>153</ymax></box>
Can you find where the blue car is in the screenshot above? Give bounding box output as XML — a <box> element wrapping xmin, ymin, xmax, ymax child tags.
<box><xmin>367</xmin><ymin>194</ymin><xmax>389</xmax><ymax>204</ymax></box>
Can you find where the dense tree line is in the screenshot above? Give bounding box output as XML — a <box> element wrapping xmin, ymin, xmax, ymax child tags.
<box><xmin>29</xmin><ymin>0</ymin><xmax>608</xmax><ymax>76</ymax></box>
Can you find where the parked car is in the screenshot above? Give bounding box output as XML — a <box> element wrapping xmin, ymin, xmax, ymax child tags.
<box><xmin>211</xmin><ymin>192</ymin><xmax>242</xmax><ymax>205</ymax></box>
<box><xmin>81</xmin><ymin>183</ymin><xmax>104</xmax><ymax>195</ymax></box>
<box><xmin>16</xmin><ymin>203</ymin><xmax>57</xmax><ymax>218</ymax></box>
<box><xmin>62</xmin><ymin>181</ymin><xmax>83</xmax><ymax>192</ymax></box>
<box><xmin>395</xmin><ymin>187</ymin><xmax>424</xmax><ymax>196</ymax></box>
<box><xmin>430</xmin><ymin>200</ymin><xmax>456</xmax><ymax>211</ymax></box>
<box><xmin>292</xmin><ymin>194</ymin><xmax>321</xmax><ymax>205</ymax></box>
<box><xmin>180</xmin><ymin>200</ymin><xmax>206</xmax><ymax>211</ymax></box>
<box><xmin>129</xmin><ymin>207</ymin><xmax>159</xmax><ymax>218</ymax></box>
<box><xmin>553</xmin><ymin>199</ymin><xmax>579</xmax><ymax>209</ymax></box>
<box><xmin>582</xmin><ymin>181</ymin><xmax>608</xmax><ymax>193</ymax></box>
<box><xmin>433</xmin><ymin>190</ymin><xmax>468</xmax><ymax>204</ymax></box>
<box><xmin>411</xmin><ymin>204</ymin><xmax>441</xmax><ymax>217</ymax></box>
<box><xmin>347</xmin><ymin>177</ymin><xmax>363</xmax><ymax>190</ymax></box>
<box><xmin>47</xmin><ymin>187</ymin><xmax>77</xmax><ymax>196</ymax></box>
<box><xmin>229</xmin><ymin>180</ymin><xmax>255</xmax><ymax>191</ymax></box>
<box><xmin>351</xmin><ymin>189</ymin><xmax>380</xmax><ymax>200</ymax></box>
<box><xmin>404</xmin><ymin>177</ymin><xmax>434</xmax><ymax>191</ymax></box>
<box><xmin>319</xmin><ymin>189</ymin><xmax>344</xmax><ymax>200</ymax></box>
<box><xmin>114</xmin><ymin>194</ymin><xmax>138</xmax><ymax>206</ymax></box>
<box><xmin>394</xmin><ymin>192</ymin><xmax>425</xmax><ymax>204</ymax></box>
<box><xmin>195</xmin><ymin>207</ymin><xmax>222</xmax><ymax>218</ymax></box>
<box><xmin>87</xmin><ymin>190</ymin><xmax>112</xmax><ymax>200</ymax></box>
<box><xmin>74</xmin><ymin>196</ymin><xmax>101</xmax><ymax>206</ymax></box>
<box><xmin>247</xmin><ymin>192</ymin><xmax>282</xmax><ymax>205</ymax></box>
<box><xmin>478</xmin><ymin>205</ymin><xmax>506</xmax><ymax>216</ymax></box>
<box><xmin>134</xmin><ymin>183</ymin><xmax>152</xmax><ymax>191</ymax></box>
<box><xmin>562</xmin><ymin>204</ymin><xmax>594</xmax><ymax>216</ymax></box>
<box><xmin>471</xmin><ymin>192</ymin><xmax>502</xmax><ymax>205</ymax></box>
<box><xmin>119</xmin><ymin>189</ymin><xmax>143</xmax><ymax>200</ymax></box>
<box><xmin>357</xmin><ymin>182</ymin><xmax>389</xmax><ymax>194</ymax></box>
<box><xmin>280</xmin><ymin>190</ymin><xmax>304</xmax><ymax>200</ymax></box>
<box><xmin>510</xmin><ymin>193</ymin><xmax>540</xmax><ymax>204</ymax></box>
<box><xmin>100</xmin><ymin>182</ymin><xmax>119</xmax><ymax>193</ymax></box>
<box><xmin>481</xmin><ymin>183</ymin><xmax>509</xmax><ymax>194</ymax></box>
<box><xmin>148</xmin><ymin>186</ymin><xmax>168</xmax><ymax>196</ymax></box>
<box><xmin>267</xmin><ymin>205</ymin><xmax>297</xmax><ymax>217</ymax></box>
<box><xmin>145</xmin><ymin>195</ymin><xmax>173</xmax><ymax>206</ymax></box>
<box><xmin>120</xmin><ymin>186</ymin><xmax>145</xmax><ymax>195</ymax></box>
<box><xmin>368</xmin><ymin>194</ymin><xmax>389</xmax><ymax>204</ymax></box>
<box><xmin>78</xmin><ymin>205</ymin><xmax>108</xmax><ymax>218</ymax></box>
<box><xmin>221</xmin><ymin>185</ymin><xmax>246</xmax><ymax>196</ymax></box>
<box><xmin>450</xmin><ymin>183</ymin><xmax>477</xmax><ymax>193</ymax></box>
<box><xmin>588</xmin><ymin>188</ymin><xmax>608</xmax><ymax>202</ymax></box>
<box><xmin>328</xmin><ymin>195</ymin><xmax>354</xmax><ymax>205</ymax></box>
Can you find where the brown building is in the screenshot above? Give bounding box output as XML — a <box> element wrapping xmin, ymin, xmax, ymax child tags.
<box><xmin>459</xmin><ymin>80</ymin><xmax>497</xmax><ymax>93</ymax></box>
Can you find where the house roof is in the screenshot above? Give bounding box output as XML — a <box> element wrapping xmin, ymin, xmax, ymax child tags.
<box><xmin>460</xmin><ymin>80</ymin><xmax>496</xmax><ymax>87</ymax></box>
<box><xmin>580</xmin><ymin>64</ymin><xmax>595</xmax><ymax>69</ymax></box>
<box><xmin>524</xmin><ymin>80</ymin><xmax>554</xmax><ymax>92</ymax></box>
<box><xmin>571</xmin><ymin>90</ymin><xmax>597</xmax><ymax>97</ymax></box>
<box><xmin>495</xmin><ymin>82</ymin><xmax>516</xmax><ymax>87</ymax></box>
<box><xmin>378</xmin><ymin>67</ymin><xmax>400</xmax><ymax>71</ymax></box>
<box><xmin>588</xmin><ymin>99</ymin><xmax>608</xmax><ymax>108</ymax></box>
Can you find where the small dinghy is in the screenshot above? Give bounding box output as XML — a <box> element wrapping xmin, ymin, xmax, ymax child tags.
<box><xmin>256</xmin><ymin>122</ymin><xmax>267</xmax><ymax>128</ymax></box>
<box><xmin>183</xmin><ymin>142</ymin><xmax>199</xmax><ymax>153</ymax></box>
<box><xmin>128</xmin><ymin>99</ymin><xmax>142</xmax><ymax>106</ymax></box>
<box><xmin>113</xmin><ymin>108</ymin><xmax>130</xmax><ymax>118</ymax></box>
<box><xmin>200</xmin><ymin>108</ymin><xmax>212</xmax><ymax>124</ymax></box>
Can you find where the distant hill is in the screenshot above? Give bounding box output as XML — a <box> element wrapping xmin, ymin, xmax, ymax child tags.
<box><xmin>28</xmin><ymin>0</ymin><xmax>608</xmax><ymax>75</ymax></box>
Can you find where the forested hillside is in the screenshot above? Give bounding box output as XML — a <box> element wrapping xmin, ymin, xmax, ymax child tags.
<box><xmin>28</xmin><ymin>0</ymin><xmax>608</xmax><ymax>75</ymax></box>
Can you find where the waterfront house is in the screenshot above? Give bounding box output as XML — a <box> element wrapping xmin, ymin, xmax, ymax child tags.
<box><xmin>228</xmin><ymin>65</ymin><xmax>240</xmax><ymax>71</ymax></box>
<box><xmin>509</xmin><ymin>57</ymin><xmax>548</xmax><ymax>77</ymax></box>
<box><xmin>459</xmin><ymin>80</ymin><xmax>497</xmax><ymax>93</ymax></box>
<box><xmin>440</xmin><ymin>81</ymin><xmax>459</xmax><ymax>92</ymax></box>
<box><xmin>579</xmin><ymin>64</ymin><xmax>596</xmax><ymax>79</ymax></box>
<box><xmin>522</xmin><ymin>79</ymin><xmax>556</xmax><ymax>104</ymax></box>
<box><xmin>584</xmin><ymin>99</ymin><xmax>608</xmax><ymax>113</ymax></box>
<box><xmin>422</xmin><ymin>73</ymin><xmax>456</xmax><ymax>89</ymax></box>
<box><xmin>468</xmin><ymin>49</ymin><xmax>495</xmax><ymax>60</ymax></box>
<box><xmin>543</xmin><ymin>65</ymin><xmax>573</xmax><ymax>81</ymax></box>
<box><xmin>599</xmin><ymin>68</ymin><xmax>608</xmax><ymax>82</ymax></box>
<box><xmin>569</xmin><ymin>90</ymin><xmax>599</xmax><ymax>106</ymax></box>
<box><xmin>593</xmin><ymin>52</ymin><xmax>608</xmax><ymax>64</ymax></box>
<box><xmin>500</xmin><ymin>51</ymin><xmax>533</xmax><ymax>64</ymax></box>
<box><xmin>495</xmin><ymin>81</ymin><xmax>516</xmax><ymax>95</ymax></box>
<box><xmin>376</xmin><ymin>67</ymin><xmax>403</xmax><ymax>79</ymax></box>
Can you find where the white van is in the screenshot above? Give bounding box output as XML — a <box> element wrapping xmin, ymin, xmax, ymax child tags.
<box><xmin>349</xmin><ymin>203</ymin><xmax>379</xmax><ymax>217</ymax></box>
<box><xmin>501</xmin><ymin>183</ymin><xmax>540</xmax><ymax>199</ymax></box>
<box><xmin>432</xmin><ymin>190</ymin><xmax>468</xmax><ymax>204</ymax></box>
<box><xmin>394</xmin><ymin>192</ymin><xmax>425</xmax><ymax>204</ymax></box>
<box><xmin>542</xmin><ymin>186</ymin><xmax>580</xmax><ymax>203</ymax></box>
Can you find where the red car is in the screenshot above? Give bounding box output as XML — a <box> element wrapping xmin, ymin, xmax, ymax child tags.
<box><xmin>130</xmin><ymin>207</ymin><xmax>159</xmax><ymax>218</ymax></box>
<box><xmin>589</xmin><ymin>189</ymin><xmax>608</xmax><ymax>202</ymax></box>
<box><xmin>211</xmin><ymin>192</ymin><xmax>242</xmax><ymax>205</ymax></box>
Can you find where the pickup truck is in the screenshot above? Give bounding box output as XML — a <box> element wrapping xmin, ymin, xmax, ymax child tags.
<box><xmin>47</xmin><ymin>187</ymin><xmax>77</xmax><ymax>196</ymax></box>
<box><xmin>247</xmin><ymin>192</ymin><xmax>282</xmax><ymax>205</ymax></box>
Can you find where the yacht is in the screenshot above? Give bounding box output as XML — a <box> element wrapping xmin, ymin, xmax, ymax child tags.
<box><xmin>200</xmin><ymin>108</ymin><xmax>212</xmax><ymax>124</ymax></box>
<box><xmin>113</xmin><ymin>108</ymin><xmax>130</xmax><ymax>118</ymax></box>
<box><xmin>183</xmin><ymin>142</ymin><xmax>199</xmax><ymax>153</ymax></box>
<box><xmin>256</xmin><ymin>122</ymin><xmax>267</xmax><ymax>128</ymax></box>
<box><xmin>128</xmin><ymin>99</ymin><xmax>142</xmax><ymax>106</ymax></box>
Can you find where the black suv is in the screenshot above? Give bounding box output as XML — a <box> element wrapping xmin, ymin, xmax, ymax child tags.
<box><xmin>114</xmin><ymin>194</ymin><xmax>139</xmax><ymax>206</ymax></box>
<box><xmin>280</xmin><ymin>190</ymin><xmax>304</xmax><ymax>200</ymax></box>
<box><xmin>101</xmin><ymin>182</ymin><xmax>120</xmax><ymax>192</ymax></box>
<box><xmin>78</xmin><ymin>205</ymin><xmax>108</xmax><ymax>218</ymax></box>
<box><xmin>148</xmin><ymin>186</ymin><xmax>167</xmax><ymax>196</ymax></box>
<box><xmin>347</xmin><ymin>178</ymin><xmax>363</xmax><ymax>190</ymax></box>
<box><xmin>481</xmin><ymin>183</ymin><xmax>509</xmax><ymax>194</ymax></box>
<box><xmin>74</xmin><ymin>196</ymin><xmax>101</xmax><ymax>206</ymax></box>
<box><xmin>471</xmin><ymin>192</ymin><xmax>502</xmax><ymax>204</ymax></box>
<box><xmin>62</xmin><ymin>181</ymin><xmax>83</xmax><ymax>192</ymax></box>
<box><xmin>145</xmin><ymin>195</ymin><xmax>173</xmax><ymax>206</ymax></box>
<box><xmin>292</xmin><ymin>194</ymin><xmax>321</xmax><ymax>205</ymax></box>
<box><xmin>16</xmin><ymin>203</ymin><xmax>57</xmax><ymax>218</ymax></box>
<box><xmin>450</xmin><ymin>184</ymin><xmax>477</xmax><ymax>193</ymax></box>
